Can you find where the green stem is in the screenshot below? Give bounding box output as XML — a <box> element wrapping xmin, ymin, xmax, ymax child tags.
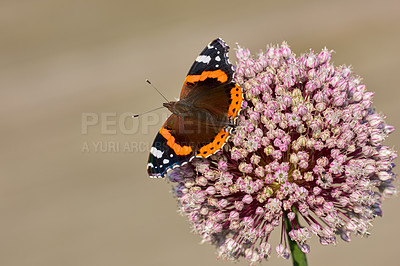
<box><xmin>284</xmin><ymin>211</ymin><xmax>308</xmax><ymax>266</ymax></box>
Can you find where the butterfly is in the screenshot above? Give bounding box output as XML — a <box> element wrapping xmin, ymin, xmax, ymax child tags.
<box><xmin>147</xmin><ymin>38</ymin><xmax>243</xmax><ymax>178</ymax></box>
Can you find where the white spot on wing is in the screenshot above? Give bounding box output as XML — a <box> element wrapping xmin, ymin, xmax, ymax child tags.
<box><xmin>163</xmin><ymin>159</ymin><xmax>169</xmax><ymax>164</ymax></box>
<box><xmin>196</xmin><ymin>55</ymin><xmax>211</xmax><ymax>64</ymax></box>
<box><xmin>170</xmin><ymin>154</ymin><xmax>173</xmax><ymax>158</ymax></box>
<box><xmin>215</xmin><ymin>56</ymin><xmax>221</xmax><ymax>61</ymax></box>
<box><xmin>147</xmin><ymin>162</ymin><xmax>154</xmax><ymax>168</ymax></box>
<box><xmin>150</xmin><ymin>147</ymin><xmax>164</xmax><ymax>158</ymax></box>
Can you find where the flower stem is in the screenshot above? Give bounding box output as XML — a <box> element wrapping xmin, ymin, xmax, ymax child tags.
<box><xmin>284</xmin><ymin>211</ymin><xmax>308</xmax><ymax>266</ymax></box>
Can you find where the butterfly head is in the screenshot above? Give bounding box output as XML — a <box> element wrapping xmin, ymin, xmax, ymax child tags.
<box><xmin>163</xmin><ymin>100</ymin><xmax>193</xmax><ymax>116</ymax></box>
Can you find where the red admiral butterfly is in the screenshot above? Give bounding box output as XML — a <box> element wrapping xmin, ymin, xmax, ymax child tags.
<box><xmin>147</xmin><ymin>38</ymin><xmax>243</xmax><ymax>178</ymax></box>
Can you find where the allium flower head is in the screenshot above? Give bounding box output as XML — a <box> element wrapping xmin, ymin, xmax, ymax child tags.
<box><xmin>165</xmin><ymin>41</ymin><xmax>397</xmax><ymax>264</ymax></box>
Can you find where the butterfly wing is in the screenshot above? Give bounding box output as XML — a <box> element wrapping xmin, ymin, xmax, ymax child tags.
<box><xmin>180</xmin><ymin>38</ymin><xmax>234</xmax><ymax>100</ymax></box>
<box><xmin>147</xmin><ymin>114</ymin><xmax>195</xmax><ymax>178</ymax></box>
<box><xmin>185</xmin><ymin>81</ymin><xmax>243</xmax><ymax>125</ymax></box>
<box><xmin>181</xmin><ymin>81</ymin><xmax>242</xmax><ymax>158</ymax></box>
<box><xmin>179</xmin><ymin>38</ymin><xmax>243</xmax><ymax>158</ymax></box>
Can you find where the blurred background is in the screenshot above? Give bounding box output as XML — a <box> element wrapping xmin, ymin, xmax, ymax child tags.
<box><xmin>1</xmin><ymin>0</ymin><xmax>399</xmax><ymax>265</ymax></box>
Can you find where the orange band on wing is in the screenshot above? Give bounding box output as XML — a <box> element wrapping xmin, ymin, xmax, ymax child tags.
<box><xmin>185</xmin><ymin>69</ymin><xmax>228</xmax><ymax>84</ymax></box>
<box><xmin>198</xmin><ymin>128</ymin><xmax>230</xmax><ymax>157</ymax></box>
<box><xmin>228</xmin><ymin>84</ymin><xmax>243</xmax><ymax>118</ymax></box>
<box><xmin>159</xmin><ymin>127</ymin><xmax>192</xmax><ymax>156</ymax></box>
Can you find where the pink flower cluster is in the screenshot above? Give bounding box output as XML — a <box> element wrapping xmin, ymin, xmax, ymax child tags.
<box><xmin>166</xmin><ymin>41</ymin><xmax>397</xmax><ymax>264</ymax></box>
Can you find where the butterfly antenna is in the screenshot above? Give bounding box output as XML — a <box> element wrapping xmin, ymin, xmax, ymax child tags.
<box><xmin>146</xmin><ymin>79</ymin><xmax>169</xmax><ymax>102</ymax></box>
<box><xmin>132</xmin><ymin>106</ymin><xmax>165</xmax><ymax>118</ymax></box>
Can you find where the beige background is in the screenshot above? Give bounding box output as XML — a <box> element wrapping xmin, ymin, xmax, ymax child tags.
<box><xmin>1</xmin><ymin>0</ymin><xmax>399</xmax><ymax>265</ymax></box>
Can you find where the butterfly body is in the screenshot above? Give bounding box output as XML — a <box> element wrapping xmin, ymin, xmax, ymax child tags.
<box><xmin>147</xmin><ymin>38</ymin><xmax>243</xmax><ymax>178</ymax></box>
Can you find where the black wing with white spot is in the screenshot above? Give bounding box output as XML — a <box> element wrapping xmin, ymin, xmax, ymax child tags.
<box><xmin>147</xmin><ymin>132</ymin><xmax>179</xmax><ymax>178</ymax></box>
<box><xmin>186</xmin><ymin>38</ymin><xmax>234</xmax><ymax>79</ymax></box>
<box><xmin>147</xmin><ymin>126</ymin><xmax>193</xmax><ymax>178</ymax></box>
